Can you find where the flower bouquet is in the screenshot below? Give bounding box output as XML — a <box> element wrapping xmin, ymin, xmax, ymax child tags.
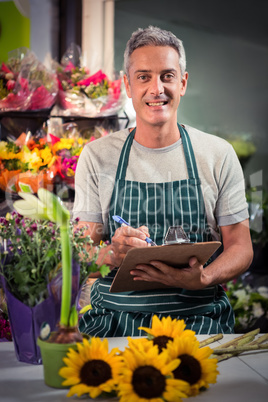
<box><xmin>53</xmin><ymin>43</ymin><xmax>126</xmax><ymax>117</ymax></box>
<box><xmin>0</xmin><ymin>132</ymin><xmax>56</xmax><ymax>193</ymax></box>
<box><xmin>0</xmin><ymin>47</ymin><xmax>58</xmax><ymax>112</ymax></box>
<box><xmin>56</xmin><ymin>315</ymin><xmax>268</xmax><ymax>400</ymax></box>
<box><xmin>0</xmin><ymin>189</ymin><xmax>110</xmax><ymax>364</ymax></box>
<box><xmin>48</xmin><ymin>122</ymin><xmax>109</xmax><ymax>188</ymax></box>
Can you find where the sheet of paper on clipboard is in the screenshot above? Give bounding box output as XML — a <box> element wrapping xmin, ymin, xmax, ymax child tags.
<box><xmin>109</xmin><ymin>226</ymin><xmax>221</xmax><ymax>293</ymax></box>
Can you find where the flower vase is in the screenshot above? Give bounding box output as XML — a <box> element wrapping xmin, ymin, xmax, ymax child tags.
<box><xmin>1</xmin><ymin>260</ymin><xmax>81</xmax><ymax>364</ymax></box>
<box><xmin>37</xmin><ymin>330</ymin><xmax>89</xmax><ymax>388</ymax></box>
<box><xmin>1</xmin><ymin>278</ymin><xmax>61</xmax><ymax>364</ymax></box>
<box><xmin>37</xmin><ymin>334</ymin><xmax>78</xmax><ymax>388</ymax></box>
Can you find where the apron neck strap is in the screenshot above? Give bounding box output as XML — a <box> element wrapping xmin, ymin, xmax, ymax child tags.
<box><xmin>115</xmin><ymin>128</ymin><xmax>136</xmax><ymax>180</ymax></box>
<box><xmin>178</xmin><ymin>124</ymin><xmax>199</xmax><ymax>179</ymax></box>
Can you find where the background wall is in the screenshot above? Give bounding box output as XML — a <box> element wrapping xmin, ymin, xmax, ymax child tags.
<box><xmin>0</xmin><ymin>0</ymin><xmax>267</xmax><ymax>191</ymax></box>
<box><xmin>0</xmin><ymin>0</ymin><xmax>30</xmax><ymax>62</ymax></box>
<box><xmin>114</xmin><ymin>0</ymin><xmax>268</xmax><ymax>190</ymax></box>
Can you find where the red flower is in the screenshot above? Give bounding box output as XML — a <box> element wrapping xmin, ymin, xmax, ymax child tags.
<box><xmin>77</xmin><ymin>69</ymin><xmax>108</xmax><ymax>86</ymax></box>
<box><xmin>6</xmin><ymin>80</ymin><xmax>16</xmax><ymax>91</ymax></box>
<box><xmin>64</xmin><ymin>61</ymin><xmax>76</xmax><ymax>72</ymax></box>
<box><xmin>1</xmin><ymin>62</ymin><xmax>12</xmax><ymax>73</ymax></box>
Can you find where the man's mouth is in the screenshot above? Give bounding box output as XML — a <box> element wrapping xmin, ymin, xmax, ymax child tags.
<box><xmin>146</xmin><ymin>101</ymin><xmax>168</xmax><ymax>106</ymax></box>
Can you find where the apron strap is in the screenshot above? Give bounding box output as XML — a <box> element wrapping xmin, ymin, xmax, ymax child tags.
<box><xmin>178</xmin><ymin>124</ymin><xmax>199</xmax><ymax>180</ymax></box>
<box><xmin>115</xmin><ymin>129</ymin><xmax>136</xmax><ymax>180</ymax></box>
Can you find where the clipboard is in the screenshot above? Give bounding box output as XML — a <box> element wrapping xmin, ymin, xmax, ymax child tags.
<box><xmin>109</xmin><ymin>241</ymin><xmax>221</xmax><ymax>293</ymax></box>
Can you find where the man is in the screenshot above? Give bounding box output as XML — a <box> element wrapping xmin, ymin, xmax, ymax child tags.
<box><xmin>73</xmin><ymin>26</ymin><xmax>253</xmax><ymax>336</ymax></box>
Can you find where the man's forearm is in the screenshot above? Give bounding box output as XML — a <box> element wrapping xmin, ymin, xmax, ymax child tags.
<box><xmin>202</xmin><ymin>243</ymin><xmax>253</xmax><ymax>287</ymax></box>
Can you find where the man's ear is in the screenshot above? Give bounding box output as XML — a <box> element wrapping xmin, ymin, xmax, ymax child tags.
<box><xmin>124</xmin><ymin>74</ymin><xmax>132</xmax><ymax>98</ymax></box>
<box><xmin>180</xmin><ymin>71</ymin><xmax>188</xmax><ymax>97</ymax></box>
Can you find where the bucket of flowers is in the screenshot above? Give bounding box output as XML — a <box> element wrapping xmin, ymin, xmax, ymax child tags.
<box><xmin>0</xmin><ymin>188</ymin><xmax>110</xmax><ymax>368</ymax></box>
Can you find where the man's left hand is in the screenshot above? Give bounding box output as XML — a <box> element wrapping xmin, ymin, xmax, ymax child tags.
<box><xmin>130</xmin><ymin>257</ymin><xmax>208</xmax><ymax>290</ymax></box>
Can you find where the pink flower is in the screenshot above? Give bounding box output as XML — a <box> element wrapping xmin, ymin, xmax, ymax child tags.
<box><xmin>19</xmin><ymin>77</ymin><xmax>28</xmax><ymax>90</ymax></box>
<box><xmin>64</xmin><ymin>61</ymin><xmax>76</xmax><ymax>72</ymax></box>
<box><xmin>6</xmin><ymin>80</ymin><xmax>16</xmax><ymax>91</ymax></box>
<box><xmin>1</xmin><ymin>62</ymin><xmax>11</xmax><ymax>73</ymax></box>
<box><xmin>49</xmin><ymin>133</ymin><xmax>61</xmax><ymax>145</ymax></box>
<box><xmin>77</xmin><ymin>69</ymin><xmax>108</xmax><ymax>86</ymax></box>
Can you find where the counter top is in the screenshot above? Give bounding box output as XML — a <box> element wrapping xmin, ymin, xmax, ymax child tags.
<box><xmin>0</xmin><ymin>334</ymin><xmax>267</xmax><ymax>402</ymax></box>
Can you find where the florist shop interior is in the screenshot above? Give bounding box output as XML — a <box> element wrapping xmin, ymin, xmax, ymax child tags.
<box><xmin>0</xmin><ymin>1</ymin><xmax>268</xmax><ymax>401</ymax></box>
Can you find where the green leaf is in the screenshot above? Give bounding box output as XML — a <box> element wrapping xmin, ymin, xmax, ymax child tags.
<box><xmin>69</xmin><ymin>305</ymin><xmax>78</xmax><ymax>327</ymax></box>
<box><xmin>99</xmin><ymin>264</ymin><xmax>110</xmax><ymax>278</ymax></box>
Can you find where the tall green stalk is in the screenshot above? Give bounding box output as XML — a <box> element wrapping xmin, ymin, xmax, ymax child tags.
<box><xmin>60</xmin><ymin>225</ymin><xmax>72</xmax><ymax>327</ymax></box>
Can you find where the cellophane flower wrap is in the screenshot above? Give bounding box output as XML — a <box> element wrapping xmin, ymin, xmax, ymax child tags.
<box><xmin>0</xmin><ymin>47</ymin><xmax>58</xmax><ymax>112</ymax></box>
<box><xmin>48</xmin><ymin>122</ymin><xmax>109</xmax><ymax>188</ymax></box>
<box><xmin>0</xmin><ymin>213</ymin><xmax>108</xmax><ymax>363</ymax></box>
<box><xmin>0</xmin><ymin>132</ymin><xmax>56</xmax><ymax>193</ymax></box>
<box><xmin>0</xmin><ymin>122</ymin><xmax>111</xmax><ymax>193</ymax></box>
<box><xmin>53</xmin><ymin>43</ymin><xmax>126</xmax><ymax>117</ymax></box>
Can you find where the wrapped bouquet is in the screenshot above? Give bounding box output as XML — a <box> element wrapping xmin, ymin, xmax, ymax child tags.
<box><xmin>0</xmin><ymin>47</ymin><xmax>58</xmax><ymax>112</ymax></box>
<box><xmin>53</xmin><ymin>43</ymin><xmax>126</xmax><ymax>117</ymax></box>
<box><xmin>0</xmin><ymin>132</ymin><xmax>56</xmax><ymax>193</ymax></box>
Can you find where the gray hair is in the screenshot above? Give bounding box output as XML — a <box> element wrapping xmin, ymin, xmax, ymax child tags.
<box><xmin>124</xmin><ymin>26</ymin><xmax>186</xmax><ymax>80</ymax></box>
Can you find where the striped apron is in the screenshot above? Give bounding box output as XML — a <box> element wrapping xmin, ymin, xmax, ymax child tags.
<box><xmin>79</xmin><ymin>125</ymin><xmax>234</xmax><ymax>336</ymax></box>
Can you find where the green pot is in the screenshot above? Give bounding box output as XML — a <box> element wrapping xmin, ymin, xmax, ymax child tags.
<box><xmin>37</xmin><ymin>336</ymin><xmax>79</xmax><ymax>388</ymax></box>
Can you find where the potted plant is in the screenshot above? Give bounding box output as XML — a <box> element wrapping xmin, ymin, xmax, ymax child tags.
<box><xmin>0</xmin><ymin>188</ymin><xmax>109</xmax><ymax>371</ymax></box>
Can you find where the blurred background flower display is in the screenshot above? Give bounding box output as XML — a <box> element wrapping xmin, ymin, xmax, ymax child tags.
<box><xmin>224</xmin><ymin>279</ymin><xmax>268</xmax><ymax>333</ymax></box>
<box><xmin>0</xmin><ymin>122</ymin><xmax>110</xmax><ymax>194</ymax></box>
<box><xmin>52</xmin><ymin>43</ymin><xmax>126</xmax><ymax>117</ymax></box>
<box><xmin>0</xmin><ymin>44</ymin><xmax>126</xmax><ymax>118</ymax></box>
<box><xmin>0</xmin><ymin>47</ymin><xmax>58</xmax><ymax>112</ymax></box>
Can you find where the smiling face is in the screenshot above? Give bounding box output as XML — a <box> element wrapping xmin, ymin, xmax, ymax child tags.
<box><xmin>124</xmin><ymin>46</ymin><xmax>188</xmax><ymax>131</ymax></box>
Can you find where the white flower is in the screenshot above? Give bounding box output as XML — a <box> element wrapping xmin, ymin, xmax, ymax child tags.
<box><xmin>252</xmin><ymin>302</ymin><xmax>264</xmax><ymax>318</ymax></box>
<box><xmin>237</xmin><ymin>316</ymin><xmax>248</xmax><ymax>329</ymax></box>
<box><xmin>257</xmin><ymin>286</ymin><xmax>268</xmax><ymax>299</ymax></box>
<box><xmin>233</xmin><ymin>289</ymin><xmax>250</xmax><ymax>310</ymax></box>
<box><xmin>13</xmin><ymin>188</ymin><xmax>69</xmax><ymax>227</ymax></box>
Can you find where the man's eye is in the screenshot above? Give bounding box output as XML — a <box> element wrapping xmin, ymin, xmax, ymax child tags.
<box><xmin>163</xmin><ymin>74</ymin><xmax>174</xmax><ymax>80</ymax></box>
<box><xmin>138</xmin><ymin>75</ymin><xmax>148</xmax><ymax>81</ymax></box>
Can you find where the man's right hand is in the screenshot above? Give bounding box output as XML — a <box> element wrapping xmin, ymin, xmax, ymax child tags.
<box><xmin>110</xmin><ymin>225</ymin><xmax>151</xmax><ymax>267</ymax></box>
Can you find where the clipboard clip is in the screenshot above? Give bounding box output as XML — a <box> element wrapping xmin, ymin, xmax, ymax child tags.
<box><xmin>164</xmin><ymin>226</ymin><xmax>191</xmax><ymax>244</ymax></box>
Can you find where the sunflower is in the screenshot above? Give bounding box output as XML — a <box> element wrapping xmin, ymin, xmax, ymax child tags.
<box><xmin>59</xmin><ymin>337</ymin><xmax>124</xmax><ymax>398</ymax></box>
<box><xmin>165</xmin><ymin>336</ymin><xmax>219</xmax><ymax>396</ymax></box>
<box><xmin>117</xmin><ymin>338</ymin><xmax>189</xmax><ymax>402</ymax></box>
<box><xmin>139</xmin><ymin>315</ymin><xmax>196</xmax><ymax>352</ymax></box>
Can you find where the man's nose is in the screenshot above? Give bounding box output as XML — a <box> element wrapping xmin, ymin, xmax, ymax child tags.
<box><xmin>149</xmin><ymin>77</ymin><xmax>164</xmax><ymax>95</ymax></box>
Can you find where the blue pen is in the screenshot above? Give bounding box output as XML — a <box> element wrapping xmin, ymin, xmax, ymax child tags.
<box><xmin>112</xmin><ymin>215</ymin><xmax>157</xmax><ymax>246</ymax></box>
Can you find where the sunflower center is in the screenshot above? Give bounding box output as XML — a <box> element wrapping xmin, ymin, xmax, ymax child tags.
<box><xmin>153</xmin><ymin>335</ymin><xmax>173</xmax><ymax>352</ymax></box>
<box><xmin>173</xmin><ymin>354</ymin><xmax>202</xmax><ymax>385</ymax></box>
<box><xmin>80</xmin><ymin>359</ymin><xmax>112</xmax><ymax>386</ymax></box>
<box><xmin>132</xmin><ymin>365</ymin><xmax>166</xmax><ymax>398</ymax></box>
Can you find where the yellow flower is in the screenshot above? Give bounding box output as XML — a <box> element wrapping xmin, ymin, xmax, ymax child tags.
<box><xmin>59</xmin><ymin>337</ymin><xmax>124</xmax><ymax>399</ymax></box>
<box><xmin>53</xmin><ymin>138</ymin><xmax>74</xmax><ymax>152</ymax></box>
<box><xmin>118</xmin><ymin>338</ymin><xmax>189</xmax><ymax>402</ymax></box>
<box><xmin>0</xmin><ymin>141</ymin><xmax>21</xmax><ymax>160</ymax></box>
<box><xmin>124</xmin><ymin>337</ymin><xmax>155</xmax><ymax>354</ymax></box>
<box><xmin>165</xmin><ymin>336</ymin><xmax>219</xmax><ymax>396</ymax></box>
<box><xmin>39</xmin><ymin>147</ymin><xmax>54</xmax><ymax>166</ymax></box>
<box><xmin>139</xmin><ymin>315</ymin><xmax>196</xmax><ymax>351</ymax></box>
<box><xmin>20</xmin><ymin>147</ymin><xmax>42</xmax><ymax>173</ymax></box>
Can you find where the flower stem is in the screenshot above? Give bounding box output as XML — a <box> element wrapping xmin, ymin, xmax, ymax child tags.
<box><xmin>215</xmin><ymin>328</ymin><xmax>260</xmax><ymax>349</ymax></box>
<box><xmin>199</xmin><ymin>334</ymin><xmax>223</xmax><ymax>347</ymax></box>
<box><xmin>212</xmin><ymin>343</ymin><xmax>268</xmax><ymax>355</ymax></box>
<box><xmin>211</xmin><ymin>329</ymin><xmax>263</xmax><ymax>362</ymax></box>
<box><xmin>59</xmin><ymin>225</ymin><xmax>72</xmax><ymax>327</ymax></box>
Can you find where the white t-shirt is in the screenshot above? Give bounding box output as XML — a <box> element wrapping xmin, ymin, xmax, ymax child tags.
<box><xmin>73</xmin><ymin>124</ymin><xmax>249</xmax><ymax>241</ymax></box>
